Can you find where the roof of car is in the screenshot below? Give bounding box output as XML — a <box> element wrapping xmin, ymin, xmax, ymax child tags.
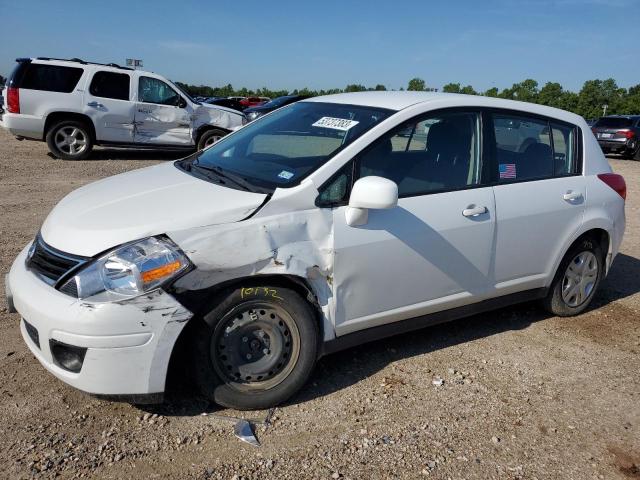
<box><xmin>303</xmin><ymin>91</ymin><xmax>585</xmax><ymax>125</ymax></box>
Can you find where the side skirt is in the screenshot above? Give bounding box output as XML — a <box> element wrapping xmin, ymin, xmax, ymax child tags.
<box><xmin>319</xmin><ymin>288</ymin><xmax>548</xmax><ymax>357</ymax></box>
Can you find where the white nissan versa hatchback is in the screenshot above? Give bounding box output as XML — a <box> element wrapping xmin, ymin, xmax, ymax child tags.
<box><xmin>7</xmin><ymin>92</ymin><xmax>626</xmax><ymax>410</ymax></box>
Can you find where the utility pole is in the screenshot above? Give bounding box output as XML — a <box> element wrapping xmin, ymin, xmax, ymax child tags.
<box><xmin>602</xmin><ymin>104</ymin><xmax>608</xmax><ymax>117</ymax></box>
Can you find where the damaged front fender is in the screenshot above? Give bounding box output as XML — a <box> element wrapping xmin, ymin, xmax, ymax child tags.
<box><xmin>169</xmin><ymin>208</ymin><xmax>336</xmax><ymax>341</ymax></box>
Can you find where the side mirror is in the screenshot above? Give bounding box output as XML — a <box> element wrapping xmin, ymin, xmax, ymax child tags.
<box><xmin>345</xmin><ymin>176</ymin><xmax>398</xmax><ymax>226</ymax></box>
<box><xmin>177</xmin><ymin>97</ymin><xmax>187</xmax><ymax>108</ymax></box>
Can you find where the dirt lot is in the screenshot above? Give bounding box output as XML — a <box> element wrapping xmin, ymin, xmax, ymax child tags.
<box><xmin>0</xmin><ymin>127</ymin><xmax>638</xmax><ymax>480</ymax></box>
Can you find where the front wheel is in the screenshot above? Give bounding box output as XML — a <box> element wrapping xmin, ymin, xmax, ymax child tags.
<box><xmin>542</xmin><ymin>239</ymin><xmax>603</xmax><ymax>316</ymax></box>
<box><xmin>197</xmin><ymin>128</ymin><xmax>227</xmax><ymax>151</ymax></box>
<box><xmin>191</xmin><ymin>285</ymin><xmax>318</xmax><ymax>410</ymax></box>
<box><xmin>46</xmin><ymin>120</ymin><xmax>93</xmax><ymax>160</ymax></box>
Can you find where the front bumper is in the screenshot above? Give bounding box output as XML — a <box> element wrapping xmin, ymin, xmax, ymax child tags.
<box><xmin>8</xmin><ymin>244</ymin><xmax>193</xmax><ymax>397</ymax></box>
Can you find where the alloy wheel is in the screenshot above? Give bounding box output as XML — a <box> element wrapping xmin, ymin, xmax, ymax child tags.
<box><xmin>54</xmin><ymin>127</ymin><xmax>88</xmax><ymax>156</ymax></box>
<box><xmin>561</xmin><ymin>251</ymin><xmax>599</xmax><ymax>307</ymax></box>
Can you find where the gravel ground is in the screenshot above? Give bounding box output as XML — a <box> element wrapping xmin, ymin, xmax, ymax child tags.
<box><xmin>0</xmin><ymin>127</ymin><xmax>638</xmax><ymax>480</ymax></box>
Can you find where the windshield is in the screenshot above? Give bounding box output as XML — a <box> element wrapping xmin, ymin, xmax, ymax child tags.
<box><xmin>186</xmin><ymin>101</ymin><xmax>392</xmax><ymax>190</ymax></box>
<box><xmin>595</xmin><ymin>117</ymin><xmax>633</xmax><ymax>128</ymax></box>
<box><xmin>172</xmin><ymin>81</ymin><xmax>199</xmax><ymax>104</ymax></box>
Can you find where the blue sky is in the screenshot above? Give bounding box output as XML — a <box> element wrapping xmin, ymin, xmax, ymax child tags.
<box><xmin>0</xmin><ymin>0</ymin><xmax>638</xmax><ymax>92</ymax></box>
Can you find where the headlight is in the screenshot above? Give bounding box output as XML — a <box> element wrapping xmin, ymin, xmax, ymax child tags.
<box><xmin>63</xmin><ymin>237</ymin><xmax>190</xmax><ymax>301</ymax></box>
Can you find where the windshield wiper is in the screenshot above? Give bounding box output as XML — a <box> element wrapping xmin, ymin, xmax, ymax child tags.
<box><xmin>190</xmin><ymin>162</ymin><xmax>253</xmax><ymax>191</ymax></box>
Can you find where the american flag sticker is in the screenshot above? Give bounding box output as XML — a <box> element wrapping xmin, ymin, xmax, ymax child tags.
<box><xmin>499</xmin><ymin>163</ymin><xmax>517</xmax><ymax>179</ymax></box>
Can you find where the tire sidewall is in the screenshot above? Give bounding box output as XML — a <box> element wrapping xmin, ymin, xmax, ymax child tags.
<box><xmin>192</xmin><ymin>285</ymin><xmax>318</xmax><ymax>410</ymax></box>
<box><xmin>46</xmin><ymin>120</ymin><xmax>93</xmax><ymax>160</ymax></box>
<box><xmin>197</xmin><ymin>129</ymin><xmax>226</xmax><ymax>151</ymax></box>
<box><xmin>546</xmin><ymin>239</ymin><xmax>604</xmax><ymax>316</ymax></box>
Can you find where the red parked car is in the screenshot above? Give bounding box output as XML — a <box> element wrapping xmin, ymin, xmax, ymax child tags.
<box><xmin>239</xmin><ymin>96</ymin><xmax>270</xmax><ymax>107</ymax></box>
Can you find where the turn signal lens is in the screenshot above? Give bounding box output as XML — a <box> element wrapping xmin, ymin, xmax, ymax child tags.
<box><xmin>141</xmin><ymin>260</ymin><xmax>183</xmax><ymax>284</ymax></box>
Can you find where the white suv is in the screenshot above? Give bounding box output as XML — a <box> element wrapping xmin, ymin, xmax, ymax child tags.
<box><xmin>6</xmin><ymin>92</ymin><xmax>626</xmax><ymax>410</ymax></box>
<box><xmin>0</xmin><ymin>57</ymin><xmax>246</xmax><ymax>160</ymax></box>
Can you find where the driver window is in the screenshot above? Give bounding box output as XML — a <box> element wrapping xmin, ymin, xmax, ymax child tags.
<box><xmin>358</xmin><ymin>111</ymin><xmax>482</xmax><ymax>197</ymax></box>
<box><xmin>138</xmin><ymin>76</ymin><xmax>180</xmax><ymax>106</ymax></box>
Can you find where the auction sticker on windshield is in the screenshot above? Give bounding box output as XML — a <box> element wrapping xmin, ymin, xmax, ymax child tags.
<box><xmin>312</xmin><ymin>117</ymin><xmax>360</xmax><ymax>131</ymax></box>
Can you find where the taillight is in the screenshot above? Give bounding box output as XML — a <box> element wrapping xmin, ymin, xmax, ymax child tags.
<box><xmin>616</xmin><ymin>130</ymin><xmax>635</xmax><ymax>139</ymax></box>
<box><xmin>591</xmin><ymin>127</ymin><xmax>598</xmax><ymax>136</ymax></box>
<box><xmin>7</xmin><ymin>87</ymin><xmax>20</xmax><ymax>114</ymax></box>
<box><xmin>598</xmin><ymin>173</ymin><xmax>626</xmax><ymax>200</ymax></box>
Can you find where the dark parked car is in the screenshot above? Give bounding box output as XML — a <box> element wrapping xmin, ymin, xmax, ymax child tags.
<box><xmin>244</xmin><ymin>95</ymin><xmax>311</xmax><ymax>121</ymax></box>
<box><xmin>592</xmin><ymin>115</ymin><xmax>640</xmax><ymax>160</ymax></box>
<box><xmin>203</xmin><ymin>97</ymin><xmax>246</xmax><ymax>112</ymax></box>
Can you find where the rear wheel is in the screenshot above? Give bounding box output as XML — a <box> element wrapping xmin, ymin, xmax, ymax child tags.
<box><xmin>191</xmin><ymin>285</ymin><xmax>318</xmax><ymax>410</ymax></box>
<box><xmin>46</xmin><ymin>120</ymin><xmax>93</xmax><ymax>160</ymax></box>
<box><xmin>542</xmin><ymin>238</ymin><xmax>603</xmax><ymax>316</ymax></box>
<box><xmin>197</xmin><ymin>128</ymin><xmax>227</xmax><ymax>151</ymax></box>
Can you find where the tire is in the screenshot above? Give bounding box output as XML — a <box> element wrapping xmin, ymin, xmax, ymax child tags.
<box><xmin>191</xmin><ymin>285</ymin><xmax>318</xmax><ymax>410</ymax></box>
<box><xmin>541</xmin><ymin>238</ymin><xmax>604</xmax><ymax>316</ymax></box>
<box><xmin>197</xmin><ymin>128</ymin><xmax>227</xmax><ymax>151</ymax></box>
<box><xmin>46</xmin><ymin>120</ymin><xmax>93</xmax><ymax>160</ymax></box>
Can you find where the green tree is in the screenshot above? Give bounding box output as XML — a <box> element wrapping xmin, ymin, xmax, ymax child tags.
<box><xmin>460</xmin><ymin>85</ymin><xmax>477</xmax><ymax>95</ymax></box>
<box><xmin>623</xmin><ymin>84</ymin><xmax>640</xmax><ymax>114</ymax></box>
<box><xmin>374</xmin><ymin>84</ymin><xmax>387</xmax><ymax>91</ymax></box>
<box><xmin>442</xmin><ymin>83</ymin><xmax>461</xmax><ymax>93</ymax></box>
<box><xmin>0</xmin><ymin>74</ymin><xmax>5</xmax><ymax>86</ymax></box>
<box><xmin>484</xmin><ymin>87</ymin><xmax>499</xmax><ymax>98</ymax></box>
<box><xmin>407</xmin><ymin>77</ymin><xmax>426</xmax><ymax>91</ymax></box>
<box><xmin>344</xmin><ymin>84</ymin><xmax>367</xmax><ymax>92</ymax></box>
<box><xmin>577</xmin><ymin>78</ymin><xmax>625</xmax><ymax>118</ymax></box>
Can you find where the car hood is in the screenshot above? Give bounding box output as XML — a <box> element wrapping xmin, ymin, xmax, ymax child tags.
<box><xmin>40</xmin><ymin>162</ymin><xmax>268</xmax><ymax>256</ymax></box>
<box><xmin>244</xmin><ymin>105</ymin><xmax>273</xmax><ymax>114</ymax></box>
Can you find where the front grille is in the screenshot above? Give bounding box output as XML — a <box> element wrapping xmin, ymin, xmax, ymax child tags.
<box><xmin>26</xmin><ymin>235</ymin><xmax>88</xmax><ymax>286</ymax></box>
<box><xmin>24</xmin><ymin>320</ymin><xmax>40</xmax><ymax>349</ymax></box>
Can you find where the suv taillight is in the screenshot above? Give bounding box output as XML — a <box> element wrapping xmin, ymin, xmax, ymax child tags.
<box><xmin>597</xmin><ymin>173</ymin><xmax>626</xmax><ymax>201</ymax></box>
<box><xmin>616</xmin><ymin>130</ymin><xmax>635</xmax><ymax>139</ymax></box>
<box><xmin>7</xmin><ymin>87</ymin><xmax>20</xmax><ymax>114</ymax></box>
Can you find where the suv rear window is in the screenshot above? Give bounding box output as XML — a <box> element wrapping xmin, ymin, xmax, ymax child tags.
<box><xmin>20</xmin><ymin>64</ymin><xmax>83</xmax><ymax>93</ymax></box>
<box><xmin>89</xmin><ymin>71</ymin><xmax>130</xmax><ymax>100</ymax></box>
<box><xmin>595</xmin><ymin>117</ymin><xmax>633</xmax><ymax>128</ymax></box>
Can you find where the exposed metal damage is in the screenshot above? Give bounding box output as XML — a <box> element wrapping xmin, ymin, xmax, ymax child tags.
<box><xmin>170</xmin><ymin>208</ymin><xmax>336</xmax><ymax>341</ymax></box>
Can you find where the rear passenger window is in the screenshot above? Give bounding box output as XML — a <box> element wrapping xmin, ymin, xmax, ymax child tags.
<box><xmin>358</xmin><ymin>111</ymin><xmax>482</xmax><ymax>197</ymax></box>
<box><xmin>551</xmin><ymin>123</ymin><xmax>576</xmax><ymax>175</ymax></box>
<box><xmin>20</xmin><ymin>64</ymin><xmax>83</xmax><ymax>93</ymax></box>
<box><xmin>493</xmin><ymin>114</ymin><xmax>553</xmax><ymax>182</ymax></box>
<box><xmin>89</xmin><ymin>71</ymin><xmax>130</xmax><ymax>101</ymax></box>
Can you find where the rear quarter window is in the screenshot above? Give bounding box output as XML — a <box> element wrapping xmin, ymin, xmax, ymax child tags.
<box><xmin>20</xmin><ymin>64</ymin><xmax>83</xmax><ymax>93</ymax></box>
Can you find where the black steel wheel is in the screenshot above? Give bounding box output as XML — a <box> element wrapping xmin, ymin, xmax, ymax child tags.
<box><xmin>192</xmin><ymin>285</ymin><xmax>318</xmax><ymax>410</ymax></box>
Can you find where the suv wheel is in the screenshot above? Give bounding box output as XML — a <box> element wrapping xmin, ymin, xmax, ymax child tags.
<box><xmin>46</xmin><ymin>120</ymin><xmax>93</xmax><ymax>160</ymax></box>
<box><xmin>191</xmin><ymin>285</ymin><xmax>318</xmax><ymax>410</ymax></box>
<box><xmin>542</xmin><ymin>238</ymin><xmax>603</xmax><ymax>316</ymax></box>
<box><xmin>197</xmin><ymin>128</ymin><xmax>226</xmax><ymax>151</ymax></box>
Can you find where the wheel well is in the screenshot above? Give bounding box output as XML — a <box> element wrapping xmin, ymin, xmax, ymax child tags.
<box><xmin>164</xmin><ymin>274</ymin><xmax>324</xmax><ymax>392</ymax></box>
<box><xmin>44</xmin><ymin>112</ymin><xmax>96</xmax><ymax>142</ymax></box>
<box><xmin>195</xmin><ymin>125</ymin><xmax>230</xmax><ymax>145</ymax></box>
<box><xmin>572</xmin><ymin>228</ymin><xmax>610</xmax><ymax>259</ymax></box>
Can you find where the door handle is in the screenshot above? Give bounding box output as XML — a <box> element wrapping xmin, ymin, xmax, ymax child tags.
<box><xmin>87</xmin><ymin>101</ymin><xmax>104</xmax><ymax>108</ymax></box>
<box><xmin>563</xmin><ymin>191</ymin><xmax>583</xmax><ymax>201</ymax></box>
<box><xmin>462</xmin><ymin>205</ymin><xmax>487</xmax><ymax>217</ymax></box>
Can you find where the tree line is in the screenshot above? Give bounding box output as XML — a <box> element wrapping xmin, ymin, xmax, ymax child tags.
<box><xmin>176</xmin><ymin>76</ymin><xmax>640</xmax><ymax>119</ymax></box>
<box><xmin>1</xmin><ymin>72</ymin><xmax>637</xmax><ymax>119</ymax></box>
